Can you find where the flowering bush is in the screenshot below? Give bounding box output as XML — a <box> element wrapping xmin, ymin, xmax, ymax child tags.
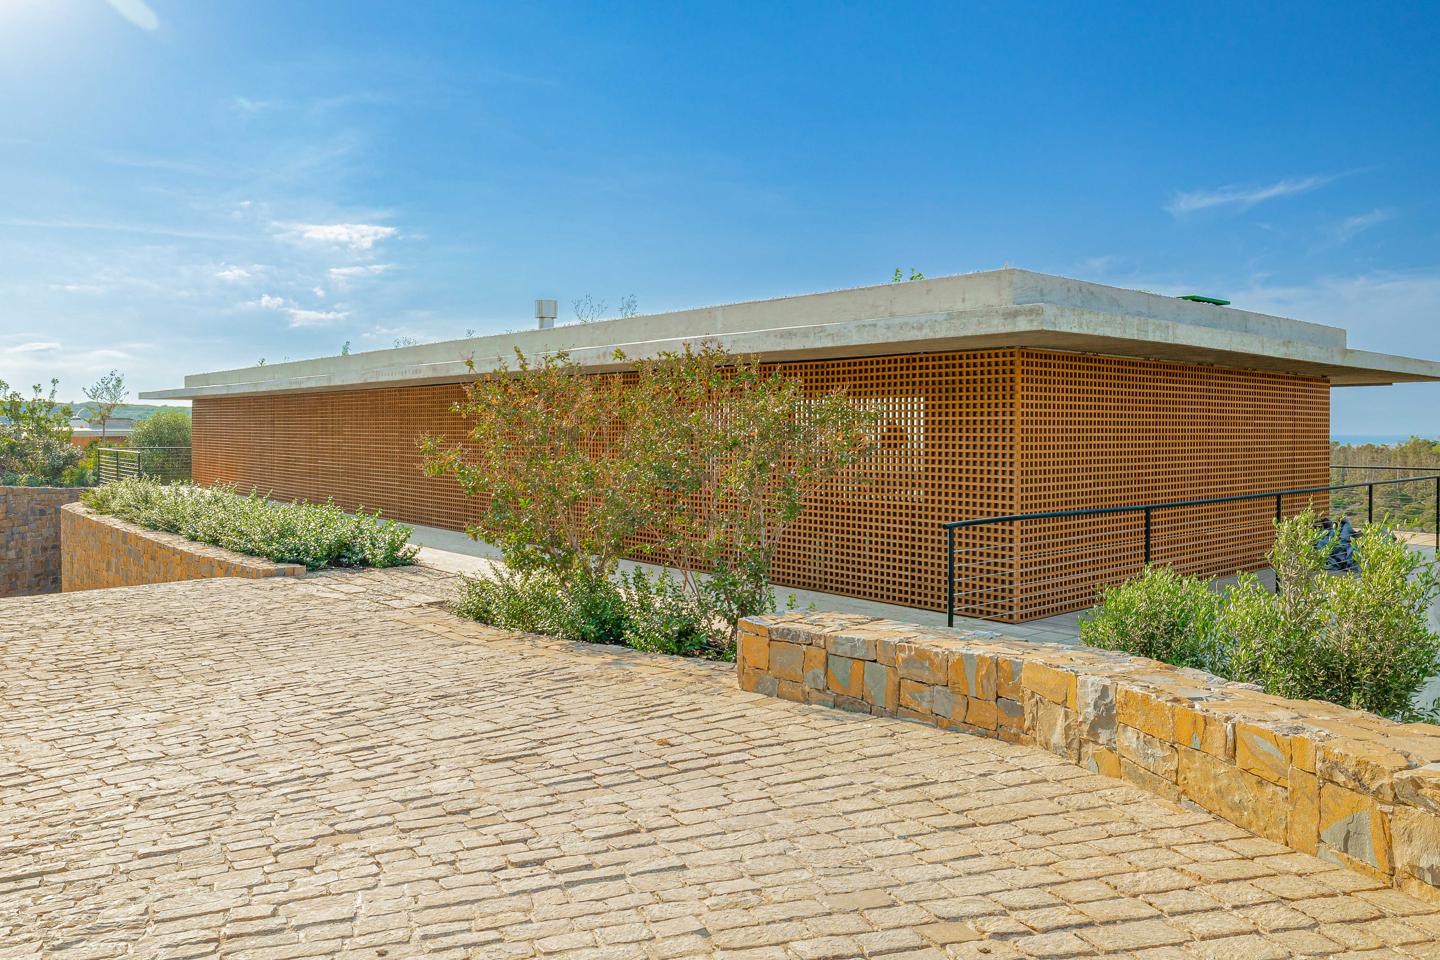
<box><xmin>82</xmin><ymin>478</ymin><xmax>417</xmax><ymax>570</ymax></box>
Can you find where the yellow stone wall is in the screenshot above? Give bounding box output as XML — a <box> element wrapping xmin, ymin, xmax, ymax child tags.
<box><xmin>737</xmin><ymin>611</ymin><xmax>1440</xmax><ymax>903</ymax></box>
<box><xmin>61</xmin><ymin>503</ymin><xmax>305</xmax><ymax>592</ymax></box>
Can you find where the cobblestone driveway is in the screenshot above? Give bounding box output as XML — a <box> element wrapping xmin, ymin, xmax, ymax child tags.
<box><xmin>3</xmin><ymin>571</ymin><xmax>1439</xmax><ymax>959</ymax></box>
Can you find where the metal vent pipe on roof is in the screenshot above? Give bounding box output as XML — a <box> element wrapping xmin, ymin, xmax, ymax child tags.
<box><xmin>535</xmin><ymin>299</ymin><xmax>557</xmax><ymax>330</ymax></box>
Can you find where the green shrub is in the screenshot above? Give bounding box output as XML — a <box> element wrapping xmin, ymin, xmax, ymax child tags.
<box><xmin>1079</xmin><ymin>565</ymin><xmax>1222</xmax><ymax>671</ymax></box>
<box><xmin>1080</xmin><ymin>511</ymin><xmax>1440</xmax><ymax>722</ymax></box>
<box><xmin>453</xmin><ymin>568</ymin><xmax>567</xmax><ymax>634</ymax></box>
<box><xmin>131</xmin><ymin>408</ymin><xmax>191</xmax><ymax>450</ymax></box>
<box><xmin>81</xmin><ymin>477</ymin><xmax>417</xmax><ymax>570</ymax></box>
<box><xmin>620</xmin><ymin>568</ymin><xmax>731</xmax><ymax>658</ymax></box>
<box><xmin>453</xmin><ymin>567</ymin><xmax>630</xmax><ymax>646</ymax></box>
<box><xmin>1222</xmin><ymin>515</ymin><xmax>1440</xmax><ymax>720</ymax></box>
<box><xmin>451</xmin><ymin>565</ymin><xmax>745</xmax><ymax>660</ymax></box>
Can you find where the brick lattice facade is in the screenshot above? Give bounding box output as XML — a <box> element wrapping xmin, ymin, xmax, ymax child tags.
<box><xmin>0</xmin><ymin>486</ymin><xmax>85</xmax><ymax>597</ymax></box>
<box><xmin>192</xmin><ymin>349</ymin><xmax>1328</xmax><ymax>621</ymax></box>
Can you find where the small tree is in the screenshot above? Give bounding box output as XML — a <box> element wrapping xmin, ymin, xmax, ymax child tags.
<box><xmin>420</xmin><ymin>350</ymin><xmax>645</xmax><ymax>584</ymax></box>
<box><xmin>422</xmin><ymin>344</ymin><xmax>876</xmax><ymax>650</ymax></box>
<box><xmin>625</xmin><ymin>344</ymin><xmax>876</xmax><ymax>626</ymax></box>
<box><xmin>83</xmin><ymin>369</ymin><xmax>128</xmax><ymax>442</ymax></box>
<box><xmin>0</xmin><ymin>379</ymin><xmax>83</xmax><ymax>484</ymax></box>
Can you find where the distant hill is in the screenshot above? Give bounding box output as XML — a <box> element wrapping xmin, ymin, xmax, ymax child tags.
<box><xmin>66</xmin><ymin>402</ymin><xmax>187</xmax><ymax>421</ymax></box>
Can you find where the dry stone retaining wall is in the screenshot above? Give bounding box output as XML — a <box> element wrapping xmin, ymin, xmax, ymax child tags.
<box><xmin>0</xmin><ymin>486</ymin><xmax>84</xmax><ymax>597</ymax></box>
<box><xmin>738</xmin><ymin>610</ymin><xmax>1440</xmax><ymax>903</ymax></box>
<box><xmin>61</xmin><ymin>502</ymin><xmax>305</xmax><ymax>592</ymax></box>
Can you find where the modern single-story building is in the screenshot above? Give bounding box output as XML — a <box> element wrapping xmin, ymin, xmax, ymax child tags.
<box><xmin>143</xmin><ymin>269</ymin><xmax>1440</xmax><ymax>621</ymax></box>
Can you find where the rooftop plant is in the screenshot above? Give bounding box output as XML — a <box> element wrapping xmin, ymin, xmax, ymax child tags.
<box><xmin>82</xmin><ymin>478</ymin><xmax>417</xmax><ymax>571</ymax></box>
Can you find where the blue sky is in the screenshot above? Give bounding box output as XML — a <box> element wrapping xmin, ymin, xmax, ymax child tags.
<box><xmin>0</xmin><ymin>1</ymin><xmax>1436</xmax><ymax>434</ymax></box>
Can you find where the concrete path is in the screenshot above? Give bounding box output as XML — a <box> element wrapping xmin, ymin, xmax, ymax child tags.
<box><xmin>3</xmin><ymin>570</ymin><xmax>1439</xmax><ymax>958</ymax></box>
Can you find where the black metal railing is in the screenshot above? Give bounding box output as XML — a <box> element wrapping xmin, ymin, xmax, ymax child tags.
<box><xmin>96</xmin><ymin>446</ymin><xmax>192</xmax><ymax>484</ymax></box>
<box><xmin>943</xmin><ymin>471</ymin><xmax>1440</xmax><ymax>627</ymax></box>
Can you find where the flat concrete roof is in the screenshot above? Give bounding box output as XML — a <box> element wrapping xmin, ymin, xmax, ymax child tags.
<box><xmin>142</xmin><ymin>268</ymin><xmax>1440</xmax><ymax>400</ymax></box>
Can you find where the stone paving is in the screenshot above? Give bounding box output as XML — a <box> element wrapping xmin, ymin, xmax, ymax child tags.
<box><xmin>3</xmin><ymin>570</ymin><xmax>1440</xmax><ymax>959</ymax></box>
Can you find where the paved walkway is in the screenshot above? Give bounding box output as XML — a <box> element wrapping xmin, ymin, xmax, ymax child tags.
<box><xmin>3</xmin><ymin>570</ymin><xmax>1440</xmax><ymax>959</ymax></box>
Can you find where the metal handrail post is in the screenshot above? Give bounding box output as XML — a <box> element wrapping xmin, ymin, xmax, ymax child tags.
<box><xmin>946</xmin><ymin>527</ymin><xmax>955</xmax><ymax>628</ymax></box>
<box><xmin>1143</xmin><ymin>507</ymin><xmax>1152</xmax><ymax>565</ymax></box>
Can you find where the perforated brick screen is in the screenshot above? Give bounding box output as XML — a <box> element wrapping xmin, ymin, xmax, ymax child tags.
<box><xmin>193</xmin><ymin>348</ymin><xmax>1328</xmax><ymax>621</ymax></box>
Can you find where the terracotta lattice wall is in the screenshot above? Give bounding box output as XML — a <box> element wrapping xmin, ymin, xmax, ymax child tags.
<box><xmin>192</xmin><ymin>348</ymin><xmax>1329</xmax><ymax>620</ymax></box>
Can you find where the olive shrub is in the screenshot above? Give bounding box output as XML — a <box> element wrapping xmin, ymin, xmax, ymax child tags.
<box><xmin>1081</xmin><ymin>511</ymin><xmax>1440</xmax><ymax>721</ymax></box>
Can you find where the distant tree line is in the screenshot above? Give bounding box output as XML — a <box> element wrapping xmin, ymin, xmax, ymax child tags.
<box><xmin>1330</xmin><ymin>438</ymin><xmax>1440</xmax><ymax>530</ymax></box>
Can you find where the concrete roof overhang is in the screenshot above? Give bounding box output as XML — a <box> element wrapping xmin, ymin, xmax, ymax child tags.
<box><xmin>142</xmin><ymin>269</ymin><xmax>1440</xmax><ymax>401</ymax></box>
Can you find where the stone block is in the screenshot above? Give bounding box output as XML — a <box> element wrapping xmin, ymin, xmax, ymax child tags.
<box><xmin>777</xmin><ymin>680</ymin><xmax>805</xmax><ymax>702</ymax></box>
<box><xmin>1021</xmin><ymin>661</ymin><xmax>1075</xmax><ymax>707</ymax></box>
<box><xmin>1290</xmin><ymin>732</ymin><xmax>1319</xmax><ymax>774</ymax></box>
<box><xmin>950</xmin><ymin>651</ymin><xmax>997</xmax><ymax>700</ymax></box>
<box><xmin>1391</xmin><ymin>806</ymin><xmax>1440</xmax><ymax>888</ymax></box>
<box><xmin>737</xmin><ymin>618</ymin><xmax>770</xmax><ymax>639</ymax></box>
<box><xmin>1118</xmin><ymin>725</ymin><xmax>1178</xmax><ymax>781</ymax></box>
<box><xmin>768</xmin><ymin>642</ymin><xmax>805</xmax><ymax>683</ymax></box>
<box><xmin>899</xmin><ymin>679</ymin><xmax>935</xmax><ymax>715</ymax></box>
<box><xmin>802</xmin><ymin>646</ymin><xmax>827</xmax><ymax>689</ymax></box>
<box><xmin>996</xmin><ymin>657</ymin><xmax>1024</xmax><ymax>699</ymax></box>
<box><xmin>737</xmin><ymin>632</ymin><xmax>769</xmax><ymax>672</ymax></box>
<box><xmin>1081</xmin><ymin>743</ymin><xmax>1121</xmax><ymax>779</ymax></box>
<box><xmin>1288</xmin><ymin>768</ymin><xmax>1320</xmax><ymax>856</ymax></box>
<box><xmin>996</xmin><ymin>697</ymin><xmax>1023</xmax><ymax>732</ymax></box>
<box><xmin>1319</xmin><ymin>782</ymin><xmax>1392</xmax><ymax>876</ymax></box>
<box><xmin>932</xmin><ymin>685</ymin><xmax>963</xmax><ymax>723</ymax></box>
<box><xmin>1235</xmin><ymin>724</ymin><xmax>1291</xmax><ymax>786</ymax></box>
<box><xmin>804</xmin><ymin>688</ymin><xmax>835</xmax><ymax>708</ymax></box>
<box><xmin>1174</xmin><ymin>705</ymin><xmax>1231</xmax><ymax>759</ymax></box>
<box><xmin>1028</xmin><ymin>698</ymin><xmax>1079</xmax><ymax>761</ymax></box>
<box><xmin>1319</xmin><ymin>739</ymin><xmax>1412</xmax><ymax>802</ymax></box>
<box><xmin>966</xmin><ymin>697</ymin><xmax>999</xmax><ymax>732</ymax></box>
<box><xmin>1075</xmin><ymin>675</ymin><xmax>1116</xmax><ymax>746</ymax></box>
<box><xmin>826</xmin><ymin>632</ymin><xmax>877</xmax><ymax>661</ymax></box>
<box><xmin>741</xmin><ymin>669</ymin><xmax>779</xmax><ymax>698</ymax></box>
<box><xmin>896</xmin><ymin>643</ymin><xmax>948</xmax><ymax>685</ymax></box>
<box><xmin>1177</xmin><ymin>746</ymin><xmax>1288</xmax><ymax>845</ymax></box>
<box><xmin>1394</xmin><ymin>763</ymin><xmax>1440</xmax><ymax>814</ymax></box>
<box><xmin>862</xmin><ymin>661</ymin><xmax>898</xmax><ymax>713</ymax></box>
<box><xmin>826</xmin><ymin>655</ymin><xmax>865</xmax><ymax>699</ymax></box>
<box><xmin>1116</xmin><ymin>688</ymin><xmax>1174</xmax><ymax>740</ymax></box>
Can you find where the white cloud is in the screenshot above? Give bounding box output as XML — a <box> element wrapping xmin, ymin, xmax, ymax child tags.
<box><xmin>4</xmin><ymin>341</ymin><xmax>62</xmax><ymax>355</ymax></box>
<box><xmin>285</xmin><ymin>308</ymin><xmax>348</xmax><ymax>328</ymax></box>
<box><xmin>327</xmin><ymin>263</ymin><xmax>394</xmax><ymax>285</ymax></box>
<box><xmin>277</xmin><ymin>222</ymin><xmax>398</xmax><ymax>251</ymax></box>
<box><xmin>104</xmin><ymin>0</ymin><xmax>159</xmax><ymax>31</ymax></box>
<box><xmin>216</xmin><ymin>265</ymin><xmax>255</xmax><ymax>282</ymax></box>
<box><xmin>1166</xmin><ymin>174</ymin><xmax>1337</xmax><ymax>216</ymax></box>
<box><xmin>1326</xmin><ymin>209</ymin><xmax>1396</xmax><ymax>245</ymax></box>
<box><xmin>251</xmin><ymin>293</ymin><xmax>347</xmax><ymax>328</ymax></box>
<box><xmin>1230</xmin><ymin>270</ymin><xmax>1440</xmax><ymax>348</ymax></box>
